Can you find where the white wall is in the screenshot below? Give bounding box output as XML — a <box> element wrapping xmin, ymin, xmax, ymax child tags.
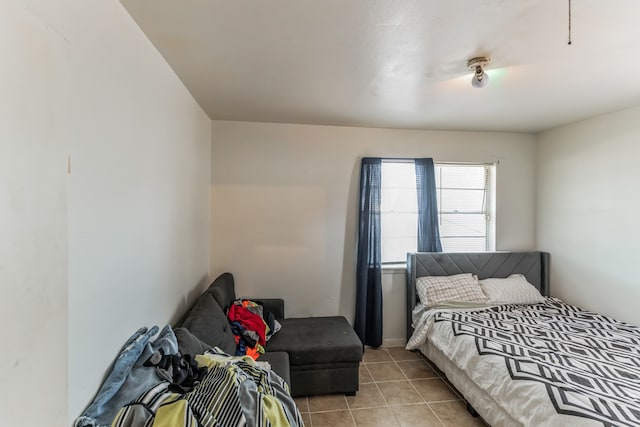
<box><xmin>537</xmin><ymin>106</ymin><xmax>640</xmax><ymax>325</ymax></box>
<box><xmin>0</xmin><ymin>1</ymin><xmax>211</xmax><ymax>424</ymax></box>
<box><xmin>0</xmin><ymin>2</ymin><xmax>69</xmax><ymax>424</ymax></box>
<box><xmin>211</xmin><ymin>121</ymin><xmax>536</xmax><ymax>344</ymax></box>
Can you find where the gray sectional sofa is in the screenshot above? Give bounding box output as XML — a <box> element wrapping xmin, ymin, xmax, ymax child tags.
<box><xmin>174</xmin><ymin>272</ymin><xmax>364</xmax><ymax>397</ymax></box>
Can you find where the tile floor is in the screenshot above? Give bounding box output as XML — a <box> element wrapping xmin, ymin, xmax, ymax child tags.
<box><xmin>294</xmin><ymin>347</ymin><xmax>488</xmax><ymax>427</ymax></box>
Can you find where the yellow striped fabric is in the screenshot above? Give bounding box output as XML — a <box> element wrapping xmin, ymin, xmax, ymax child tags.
<box><xmin>111</xmin><ymin>350</ymin><xmax>303</xmax><ymax>427</ymax></box>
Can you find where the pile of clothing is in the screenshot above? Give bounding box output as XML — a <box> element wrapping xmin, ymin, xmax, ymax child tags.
<box><xmin>227</xmin><ymin>299</ymin><xmax>281</xmax><ymax>360</ymax></box>
<box><xmin>75</xmin><ymin>326</ymin><xmax>300</xmax><ymax>427</ymax></box>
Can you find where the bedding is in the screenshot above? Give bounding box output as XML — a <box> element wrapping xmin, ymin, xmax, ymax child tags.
<box><xmin>478</xmin><ymin>274</ymin><xmax>545</xmax><ymax>305</ymax></box>
<box><xmin>408</xmin><ymin>298</ymin><xmax>640</xmax><ymax>427</ymax></box>
<box><xmin>111</xmin><ymin>349</ymin><xmax>303</xmax><ymax>427</ymax></box>
<box><xmin>416</xmin><ymin>273</ymin><xmax>488</xmax><ymax>306</ymax></box>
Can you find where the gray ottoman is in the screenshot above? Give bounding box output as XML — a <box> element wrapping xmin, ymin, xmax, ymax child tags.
<box><xmin>265</xmin><ymin>316</ymin><xmax>363</xmax><ymax>397</ymax></box>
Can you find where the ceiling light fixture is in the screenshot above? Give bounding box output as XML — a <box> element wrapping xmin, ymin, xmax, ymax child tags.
<box><xmin>467</xmin><ymin>57</ymin><xmax>491</xmax><ymax>88</ymax></box>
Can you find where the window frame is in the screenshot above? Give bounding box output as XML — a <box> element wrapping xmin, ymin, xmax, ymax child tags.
<box><xmin>435</xmin><ymin>162</ymin><xmax>496</xmax><ymax>253</ymax></box>
<box><xmin>380</xmin><ymin>160</ymin><xmax>496</xmax><ymax>265</ymax></box>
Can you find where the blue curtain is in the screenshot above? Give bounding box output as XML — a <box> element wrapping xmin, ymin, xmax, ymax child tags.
<box><xmin>415</xmin><ymin>158</ymin><xmax>442</xmax><ymax>252</ymax></box>
<box><xmin>354</xmin><ymin>158</ymin><xmax>383</xmax><ymax>347</ymax></box>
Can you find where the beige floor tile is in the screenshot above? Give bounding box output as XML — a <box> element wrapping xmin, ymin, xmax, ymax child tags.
<box><xmin>385</xmin><ymin>347</ymin><xmax>423</xmax><ymax>362</ymax></box>
<box><xmin>411</xmin><ymin>379</ymin><xmax>460</xmax><ymax>402</ymax></box>
<box><xmin>377</xmin><ymin>381</ymin><xmax>423</xmax><ymax>405</ymax></box>
<box><xmin>363</xmin><ymin>348</ymin><xmax>392</xmax><ymax>363</ymax></box>
<box><xmin>423</xmin><ymin>359</ymin><xmax>445</xmax><ymax>376</ymax></box>
<box><xmin>367</xmin><ymin>362</ymin><xmax>405</xmax><ymax>381</ymax></box>
<box><xmin>310</xmin><ymin>410</ymin><xmax>355</xmax><ymax>427</ymax></box>
<box><xmin>440</xmin><ymin>376</ymin><xmax>464</xmax><ymax>399</ymax></box>
<box><xmin>351</xmin><ymin>407</ymin><xmax>400</xmax><ymax>427</ymax></box>
<box><xmin>294</xmin><ymin>396</ymin><xmax>309</xmax><ymax>413</ymax></box>
<box><xmin>300</xmin><ymin>349</ymin><xmax>488</xmax><ymax>427</ymax></box>
<box><xmin>308</xmin><ymin>394</ymin><xmax>348</xmax><ymax>412</ymax></box>
<box><xmin>390</xmin><ymin>403</ymin><xmax>444</xmax><ymax>427</ymax></box>
<box><xmin>396</xmin><ymin>360</ymin><xmax>438</xmax><ymax>380</ymax></box>
<box><xmin>346</xmin><ymin>383</ymin><xmax>386</xmax><ymax>409</ymax></box>
<box><xmin>359</xmin><ymin>365</ymin><xmax>374</xmax><ymax>384</ymax></box>
<box><xmin>429</xmin><ymin>401</ymin><xmax>488</xmax><ymax>427</ymax></box>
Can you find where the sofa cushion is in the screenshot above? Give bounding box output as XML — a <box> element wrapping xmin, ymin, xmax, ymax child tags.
<box><xmin>265</xmin><ymin>316</ymin><xmax>363</xmax><ymax>366</ymax></box>
<box><xmin>207</xmin><ymin>272</ymin><xmax>236</xmax><ymax>310</ymax></box>
<box><xmin>174</xmin><ymin>327</ymin><xmax>214</xmax><ymax>356</ymax></box>
<box><xmin>181</xmin><ymin>293</ymin><xmax>237</xmax><ymax>355</ymax></box>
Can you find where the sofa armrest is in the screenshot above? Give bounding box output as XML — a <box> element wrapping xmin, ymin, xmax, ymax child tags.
<box><xmin>259</xmin><ymin>351</ymin><xmax>290</xmax><ymax>386</ymax></box>
<box><xmin>250</xmin><ymin>298</ymin><xmax>285</xmax><ymax>320</ymax></box>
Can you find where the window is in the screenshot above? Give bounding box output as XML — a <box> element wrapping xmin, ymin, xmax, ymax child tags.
<box><xmin>381</xmin><ymin>161</ymin><xmax>418</xmax><ymax>263</ymax></box>
<box><xmin>381</xmin><ymin>161</ymin><xmax>496</xmax><ymax>263</ymax></box>
<box><xmin>436</xmin><ymin>164</ymin><xmax>495</xmax><ymax>252</ymax></box>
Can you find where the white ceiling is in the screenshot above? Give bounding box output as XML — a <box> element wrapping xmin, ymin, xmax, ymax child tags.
<box><xmin>121</xmin><ymin>0</ymin><xmax>640</xmax><ymax>133</ymax></box>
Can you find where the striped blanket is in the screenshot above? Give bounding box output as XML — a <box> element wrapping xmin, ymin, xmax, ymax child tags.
<box><xmin>111</xmin><ymin>351</ymin><xmax>303</xmax><ymax>427</ymax></box>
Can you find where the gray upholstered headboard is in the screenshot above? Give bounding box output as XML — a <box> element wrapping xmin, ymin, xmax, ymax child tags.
<box><xmin>406</xmin><ymin>251</ymin><xmax>550</xmax><ymax>342</ymax></box>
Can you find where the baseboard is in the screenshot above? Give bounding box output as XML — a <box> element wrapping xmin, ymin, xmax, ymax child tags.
<box><xmin>382</xmin><ymin>338</ymin><xmax>406</xmax><ymax>348</ymax></box>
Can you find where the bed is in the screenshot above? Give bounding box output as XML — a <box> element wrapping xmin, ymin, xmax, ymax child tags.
<box><xmin>405</xmin><ymin>251</ymin><xmax>640</xmax><ymax>427</ymax></box>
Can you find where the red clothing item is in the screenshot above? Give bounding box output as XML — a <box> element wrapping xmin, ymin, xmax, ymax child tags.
<box><xmin>227</xmin><ymin>304</ymin><xmax>267</xmax><ymax>346</ymax></box>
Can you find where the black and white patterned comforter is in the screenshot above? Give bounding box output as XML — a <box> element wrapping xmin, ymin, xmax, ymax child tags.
<box><xmin>407</xmin><ymin>298</ymin><xmax>640</xmax><ymax>427</ymax></box>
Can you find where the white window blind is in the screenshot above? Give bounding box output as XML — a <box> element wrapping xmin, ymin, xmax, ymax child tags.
<box><xmin>436</xmin><ymin>164</ymin><xmax>495</xmax><ymax>253</ymax></box>
<box><xmin>381</xmin><ymin>161</ymin><xmax>495</xmax><ymax>263</ymax></box>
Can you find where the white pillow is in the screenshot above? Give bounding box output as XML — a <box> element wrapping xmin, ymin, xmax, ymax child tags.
<box><xmin>479</xmin><ymin>274</ymin><xmax>545</xmax><ymax>305</ymax></box>
<box><xmin>416</xmin><ymin>273</ymin><xmax>488</xmax><ymax>307</ymax></box>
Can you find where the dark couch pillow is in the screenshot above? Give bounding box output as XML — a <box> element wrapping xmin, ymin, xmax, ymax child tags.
<box><xmin>181</xmin><ymin>293</ymin><xmax>236</xmax><ymax>355</ymax></box>
<box><xmin>174</xmin><ymin>327</ymin><xmax>213</xmax><ymax>356</ymax></box>
<box><xmin>207</xmin><ymin>272</ymin><xmax>236</xmax><ymax>311</ymax></box>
